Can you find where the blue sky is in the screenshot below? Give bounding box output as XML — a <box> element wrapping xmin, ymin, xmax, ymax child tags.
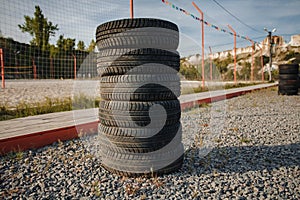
<box><xmin>1</xmin><ymin>0</ymin><xmax>299</xmax><ymax>57</ymax></box>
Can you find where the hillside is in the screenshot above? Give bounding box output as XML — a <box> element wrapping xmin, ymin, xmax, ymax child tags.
<box><xmin>180</xmin><ymin>42</ymin><xmax>300</xmax><ymax>81</ymax></box>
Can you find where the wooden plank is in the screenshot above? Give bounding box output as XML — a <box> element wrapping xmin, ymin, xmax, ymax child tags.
<box><xmin>0</xmin><ymin>108</ymin><xmax>98</xmax><ymax>140</ymax></box>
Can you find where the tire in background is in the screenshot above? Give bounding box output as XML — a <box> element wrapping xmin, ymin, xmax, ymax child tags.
<box><xmin>278</xmin><ymin>64</ymin><xmax>299</xmax><ymax>95</ymax></box>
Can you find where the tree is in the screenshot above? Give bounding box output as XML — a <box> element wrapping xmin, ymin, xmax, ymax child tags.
<box><xmin>18</xmin><ymin>5</ymin><xmax>58</xmax><ymax>51</ymax></box>
<box><xmin>240</xmin><ymin>62</ymin><xmax>251</xmax><ymax>80</ymax></box>
<box><xmin>87</xmin><ymin>39</ymin><xmax>96</xmax><ymax>52</ymax></box>
<box><xmin>57</xmin><ymin>35</ymin><xmax>64</xmax><ymax>52</ymax></box>
<box><xmin>179</xmin><ymin>64</ymin><xmax>198</xmax><ymax>80</ymax></box>
<box><xmin>56</xmin><ymin>35</ymin><xmax>75</xmax><ymax>52</ymax></box>
<box><xmin>77</xmin><ymin>40</ymin><xmax>85</xmax><ymax>51</ymax></box>
<box><xmin>49</xmin><ymin>44</ymin><xmax>58</xmax><ymax>57</ymax></box>
<box><xmin>64</xmin><ymin>38</ymin><xmax>75</xmax><ymax>52</ymax></box>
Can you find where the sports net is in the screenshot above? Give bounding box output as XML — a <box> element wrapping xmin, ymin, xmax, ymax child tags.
<box><xmin>0</xmin><ymin>0</ymin><xmax>115</xmax><ymax>80</ymax></box>
<box><xmin>0</xmin><ymin>0</ymin><xmax>276</xmax><ymax>83</ymax></box>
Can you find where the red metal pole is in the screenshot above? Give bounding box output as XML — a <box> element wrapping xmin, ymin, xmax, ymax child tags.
<box><xmin>251</xmin><ymin>42</ymin><xmax>254</xmax><ymax>81</ymax></box>
<box><xmin>227</xmin><ymin>24</ymin><xmax>237</xmax><ymax>84</ymax></box>
<box><xmin>261</xmin><ymin>41</ymin><xmax>265</xmax><ymax>81</ymax></box>
<box><xmin>130</xmin><ymin>0</ymin><xmax>134</xmax><ymax>19</ymax></box>
<box><xmin>247</xmin><ymin>37</ymin><xmax>255</xmax><ymax>81</ymax></box>
<box><xmin>0</xmin><ymin>48</ymin><xmax>5</xmax><ymax>89</ymax></box>
<box><xmin>73</xmin><ymin>54</ymin><xmax>76</xmax><ymax>80</ymax></box>
<box><xmin>256</xmin><ymin>43</ymin><xmax>264</xmax><ymax>82</ymax></box>
<box><xmin>192</xmin><ymin>2</ymin><xmax>205</xmax><ymax>88</ymax></box>
<box><xmin>260</xmin><ymin>48</ymin><xmax>264</xmax><ymax>82</ymax></box>
<box><xmin>209</xmin><ymin>46</ymin><xmax>213</xmax><ymax>80</ymax></box>
<box><xmin>50</xmin><ymin>57</ymin><xmax>53</xmax><ymax>79</ymax></box>
<box><xmin>32</xmin><ymin>57</ymin><xmax>37</xmax><ymax>80</ymax></box>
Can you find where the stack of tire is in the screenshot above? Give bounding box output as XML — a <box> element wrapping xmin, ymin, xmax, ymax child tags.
<box><xmin>96</xmin><ymin>18</ymin><xmax>184</xmax><ymax>176</ymax></box>
<box><xmin>278</xmin><ymin>64</ymin><xmax>299</xmax><ymax>95</ymax></box>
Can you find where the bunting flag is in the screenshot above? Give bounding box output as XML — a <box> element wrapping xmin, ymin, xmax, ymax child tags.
<box><xmin>162</xmin><ymin>0</ymin><xmax>258</xmax><ymax>44</ymax></box>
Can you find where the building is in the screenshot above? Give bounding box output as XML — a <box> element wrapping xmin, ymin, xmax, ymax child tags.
<box><xmin>290</xmin><ymin>34</ymin><xmax>300</xmax><ymax>47</ymax></box>
<box><xmin>262</xmin><ymin>35</ymin><xmax>284</xmax><ymax>47</ymax></box>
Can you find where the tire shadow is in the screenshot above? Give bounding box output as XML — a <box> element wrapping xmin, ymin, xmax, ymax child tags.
<box><xmin>183</xmin><ymin>142</ymin><xmax>300</xmax><ymax>174</ymax></box>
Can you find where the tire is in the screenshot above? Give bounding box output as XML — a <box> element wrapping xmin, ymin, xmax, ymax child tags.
<box><xmin>98</xmin><ymin>122</ymin><xmax>181</xmax><ymax>138</ymax></box>
<box><xmin>279</xmin><ymin>74</ymin><xmax>299</xmax><ymax>80</ymax></box>
<box><xmin>100</xmin><ymin>75</ymin><xmax>181</xmax><ymax>101</ymax></box>
<box><xmin>98</xmin><ymin>100</ymin><xmax>181</xmax><ymax>127</ymax></box>
<box><xmin>278</xmin><ymin>85</ymin><xmax>298</xmax><ymax>90</ymax></box>
<box><xmin>100</xmin><ymin>91</ymin><xmax>180</xmax><ymax>101</ymax></box>
<box><xmin>99</xmin><ymin>113</ymin><xmax>180</xmax><ymax>128</ymax></box>
<box><xmin>99</xmin><ymin>142</ymin><xmax>184</xmax><ymax>177</ymax></box>
<box><xmin>96</xmin><ymin>34</ymin><xmax>179</xmax><ymax>50</ymax></box>
<box><xmin>98</xmin><ymin>48</ymin><xmax>179</xmax><ymax>60</ymax></box>
<box><xmin>97</xmin><ymin>48</ymin><xmax>180</xmax><ymax>76</ymax></box>
<box><xmin>99</xmin><ymin>99</ymin><xmax>180</xmax><ymax>112</ymax></box>
<box><xmin>100</xmin><ymin>74</ymin><xmax>180</xmax><ymax>83</ymax></box>
<box><xmin>100</xmin><ymin>82</ymin><xmax>180</xmax><ymax>89</ymax></box>
<box><xmin>279</xmin><ymin>64</ymin><xmax>299</xmax><ymax>74</ymax></box>
<box><xmin>278</xmin><ymin>89</ymin><xmax>298</xmax><ymax>95</ymax></box>
<box><xmin>100</xmin><ymin>83</ymin><xmax>180</xmax><ymax>101</ymax></box>
<box><xmin>101</xmin><ymin>155</ymin><xmax>184</xmax><ymax>177</ymax></box>
<box><xmin>99</xmin><ymin>109</ymin><xmax>181</xmax><ymax>122</ymax></box>
<box><xmin>97</xmin><ymin>64</ymin><xmax>180</xmax><ymax>76</ymax></box>
<box><xmin>96</xmin><ymin>18</ymin><xmax>179</xmax><ymax>34</ymax></box>
<box><xmin>279</xmin><ymin>80</ymin><xmax>299</xmax><ymax>86</ymax></box>
<box><xmin>98</xmin><ymin>125</ymin><xmax>182</xmax><ymax>153</ymax></box>
<box><xmin>96</xmin><ymin>18</ymin><xmax>179</xmax><ymax>50</ymax></box>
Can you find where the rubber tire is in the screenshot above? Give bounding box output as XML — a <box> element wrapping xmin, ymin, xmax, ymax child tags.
<box><xmin>99</xmin><ymin>109</ymin><xmax>181</xmax><ymax>122</ymax></box>
<box><xmin>97</xmin><ymin>48</ymin><xmax>180</xmax><ymax>76</ymax></box>
<box><xmin>279</xmin><ymin>64</ymin><xmax>299</xmax><ymax>74</ymax></box>
<box><xmin>97</xmin><ymin>64</ymin><xmax>180</xmax><ymax>76</ymax></box>
<box><xmin>96</xmin><ymin>18</ymin><xmax>179</xmax><ymax>50</ymax></box>
<box><xmin>99</xmin><ymin>113</ymin><xmax>180</xmax><ymax>127</ymax></box>
<box><xmin>100</xmin><ymin>82</ymin><xmax>180</xmax><ymax>89</ymax></box>
<box><xmin>98</xmin><ymin>125</ymin><xmax>182</xmax><ymax>153</ymax></box>
<box><xmin>278</xmin><ymin>85</ymin><xmax>298</xmax><ymax>90</ymax></box>
<box><xmin>100</xmin><ymin>83</ymin><xmax>180</xmax><ymax>101</ymax></box>
<box><xmin>96</xmin><ymin>34</ymin><xmax>179</xmax><ymax>51</ymax></box>
<box><xmin>100</xmin><ymin>91</ymin><xmax>180</xmax><ymax>101</ymax></box>
<box><xmin>102</xmin><ymin>155</ymin><xmax>184</xmax><ymax>177</ymax></box>
<box><xmin>99</xmin><ymin>99</ymin><xmax>181</xmax><ymax>127</ymax></box>
<box><xmin>98</xmin><ymin>122</ymin><xmax>181</xmax><ymax>138</ymax></box>
<box><xmin>98</xmin><ymin>48</ymin><xmax>179</xmax><ymax>61</ymax></box>
<box><xmin>279</xmin><ymin>80</ymin><xmax>299</xmax><ymax>86</ymax></box>
<box><xmin>99</xmin><ymin>141</ymin><xmax>184</xmax><ymax>177</ymax></box>
<box><xmin>100</xmin><ymin>74</ymin><xmax>180</xmax><ymax>83</ymax></box>
<box><xmin>279</xmin><ymin>74</ymin><xmax>299</xmax><ymax>80</ymax></box>
<box><xmin>99</xmin><ymin>99</ymin><xmax>180</xmax><ymax>112</ymax></box>
<box><xmin>96</xmin><ymin>18</ymin><xmax>179</xmax><ymax>34</ymax></box>
<box><xmin>278</xmin><ymin>89</ymin><xmax>298</xmax><ymax>95</ymax></box>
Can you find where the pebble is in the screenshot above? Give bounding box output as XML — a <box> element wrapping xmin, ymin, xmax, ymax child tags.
<box><xmin>1</xmin><ymin>86</ymin><xmax>300</xmax><ymax>199</ymax></box>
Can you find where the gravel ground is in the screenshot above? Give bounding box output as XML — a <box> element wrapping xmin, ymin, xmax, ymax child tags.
<box><xmin>1</xmin><ymin>87</ymin><xmax>300</xmax><ymax>199</ymax></box>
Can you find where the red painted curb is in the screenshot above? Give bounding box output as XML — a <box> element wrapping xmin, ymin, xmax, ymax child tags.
<box><xmin>0</xmin><ymin>121</ymin><xmax>98</xmax><ymax>155</ymax></box>
<box><xmin>180</xmin><ymin>85</ymin><xmax>274</xmax><ymax>111</ymax></box>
